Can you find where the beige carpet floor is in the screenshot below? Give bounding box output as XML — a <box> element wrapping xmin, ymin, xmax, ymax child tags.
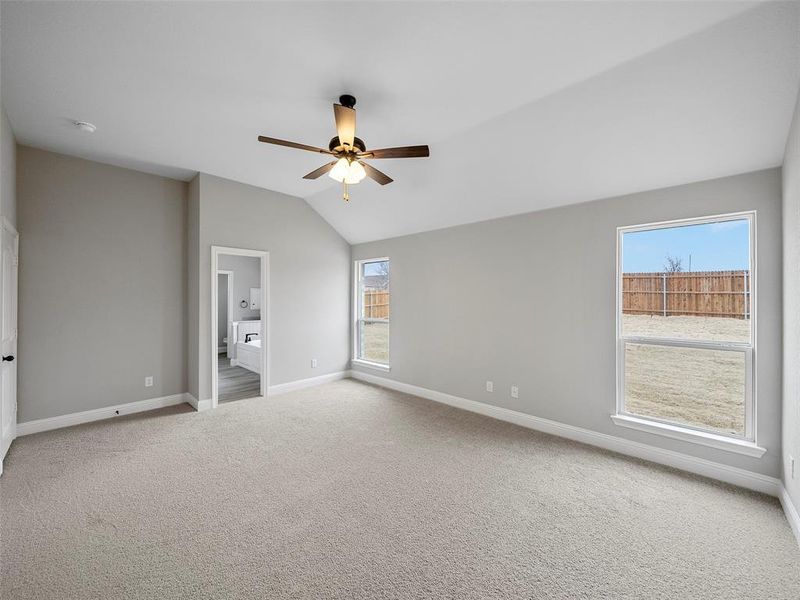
<box><xmin>1</xmin><ymin>379</ymin><xmax>799</xmax><ymax>599</ymax></box>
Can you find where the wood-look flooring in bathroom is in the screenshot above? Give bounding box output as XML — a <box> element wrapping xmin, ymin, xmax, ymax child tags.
<box><xmin>218</xmin><ymin>354</ymin><xmax>261</xmax><ymax>403</ymax></box>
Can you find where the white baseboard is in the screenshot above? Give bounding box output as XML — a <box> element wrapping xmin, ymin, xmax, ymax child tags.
<box><xmin>349</xmin><ymin>371</ymin><xmax>781</xmax><ymax>497</ymax></box>
<box><xmin>780</xmin><ymin>485</ymin><xmax>800</xmax><ymax>547</ymax></box>
<box><xmin>184</xmin><ymin>393</ymin><xmax>212</xmax><ymax>412</ymax></box>
<box><xmin>16</xmin><ymin>393</ymin><xmax>193</xmax><ymax>436</ymax></box>
<box><xmin>1</xmin><ymin>427</ymin><xmax>14</xmax><ymax>476</ymax></box>
<box><xmin>230</xmin><ymin>359</ymin><xmax>239</xmax><ymax>366</ymax></box>
<box><xmin>268</xmin><ymin>370</ymin><xmax>350</xmax><ymax>396</ymax></box>
<box><xmin>1</xmin><ymin>427</ymin><xmax>14</xmax><ymax>461</ymax></box>
<box><xmin>14</xmin><ymin>370</ymin><xmax>349</xmax><ymax>436</ymax></box>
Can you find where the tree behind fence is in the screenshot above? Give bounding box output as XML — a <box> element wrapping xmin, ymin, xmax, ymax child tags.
<box><xmin>623</xmin><ymin>270</ymin><xmax>750</xmax><ymax>319</ymax></box>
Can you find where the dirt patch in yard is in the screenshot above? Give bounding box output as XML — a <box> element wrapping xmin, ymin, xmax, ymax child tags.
<box><xmin>622</xmin><ymin>313</ymin><xmax>750</xmax><ymax>342</ymax></box>
<box><xmin>621</xmin><ymin>315</ymin><xmax>750</xmax><ymax>436</ymax></box>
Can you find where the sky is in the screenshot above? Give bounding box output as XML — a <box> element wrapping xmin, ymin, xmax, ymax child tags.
<box><xmin>363</xmin><ymin>260</ymin><xmax>388</xmax><ymax>276</ymax></box>
<box><xmin>622</xmin><ymin>219</ymin><xmax>750</xmax><ymax>273</ymax></box>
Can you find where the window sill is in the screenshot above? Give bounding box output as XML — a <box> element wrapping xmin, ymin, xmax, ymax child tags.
<box><xmin>352</xmin><ymin>358</ymin><xmax>391</xmax><ymax>372</ymax></box>
<box><xmin>610</xmin><ymin>414</ymin><xmax>766</xmax><ymax>458</ymax></box>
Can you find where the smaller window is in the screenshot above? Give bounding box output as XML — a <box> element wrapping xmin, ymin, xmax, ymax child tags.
<box><xmin>354</xmin><ymin>258</ymin><xmax>390</xmax><ymax>367</ymax></box>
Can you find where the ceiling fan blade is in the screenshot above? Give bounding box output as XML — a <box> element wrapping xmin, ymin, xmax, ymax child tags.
<box><xmin>360</xmin><ymin>145</ymin><xmax>430</xmax><ymax>159</ymax></box>
<box><xmin>333</xmin><ymin>104</ymin><xmax>356</xmax><ymax>148</ymax></box>
<box><xmin>258</xmin><ymin>136</ymin><xmax>332</xmax><ymax>154</ymax></box>
<box><xmin>302</xmin><ymin>161</ymin><xmax>338</xmax><ymax>180</ymax></box>
<box><xmin>361</xmin><ymin>161</ymin><xmax>393</xmax><ymax>185</ymax></box>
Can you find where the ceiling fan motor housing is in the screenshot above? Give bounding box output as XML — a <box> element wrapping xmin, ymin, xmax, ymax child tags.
<box><xmin>339</xmin><ymin>94</ymin><xmax>356</xmax><ymax>109</ymax></box>
<box><xmin>329</xmin><ymin>136</ymin><xmax>366</xmax><ymax>153</ymax></box>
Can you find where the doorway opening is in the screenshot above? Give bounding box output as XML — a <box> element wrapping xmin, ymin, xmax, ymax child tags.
<box><xmin>211</xmin><ymin>246</ymin><xmax>268</xmax><ymax>407</ymax></box>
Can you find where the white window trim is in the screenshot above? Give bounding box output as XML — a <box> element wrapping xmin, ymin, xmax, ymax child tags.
<box><xmin>610</xmin><ymin>414</ymin><xmax>765</xmax><ymax>457</ymax></box>
<box><xmin>613</xmin><ymin>211</ymin><xmax>761</xmax><ymax>457</ymax></box>
<box><xmin>351</xmin><ymin>358</ymin><xmax>391</xmax><ymax>372</ymax></box>
<box><xmin>353</xmin><ymin>257</ymin><xmax>390</xmax><ymax>368</ymax></box>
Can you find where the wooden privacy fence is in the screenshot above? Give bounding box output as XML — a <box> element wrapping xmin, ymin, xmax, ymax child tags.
<box><xmin>623</xmin><ymin>270</ymin><xmax>750</xmax><ymax>319</ymax></box>
<box><xmin>363</xmin><ymin>289</ymin><xmax>390</xmax><ymax>319</ymax></box>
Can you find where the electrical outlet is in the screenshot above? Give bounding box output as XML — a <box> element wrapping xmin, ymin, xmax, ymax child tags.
<box><xmin>486</xmin><ymin>380</ymin><xmax>493</xmax><ymax>392</ymax></box>
<box><xmin>145</xmin><ymin>376</ymin><xmax>153</xmax><ymax>387</ymax></box>
<box><xmin>510</xmin><ymin>385</ymin><xmax>519</xmax><ymax>399</ymax></box>
<box><xmin>791</xmin><ymin>455</ymin><xmax>796</xmax><ymax>479</ymax></box>
<box><xmin>311</xmin><ymin>358</ymin><xmax>318</xmax><ymax>368</ymax></box>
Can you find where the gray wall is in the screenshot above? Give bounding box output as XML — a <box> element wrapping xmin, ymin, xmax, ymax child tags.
<box><xmin>1</xmin><ymin>108</ymin><xmax>15</xmax><ymax>228</ymax></box>
<box><xmin>190</xmin><ymin>173</ymin><xmax>350</xmax><ymax>401</ymax></box>
<box><xmin>186</xmin><ymin>176</ymin><xmax>200</xmax><ymax>400</ymax></box>
<box><xmin>218</xmin><ymin>254</ymin><xmax>261</xmax><ymax>322</ymax></box>
<box><xmin>17</xmin><ymin>147</ymin><xmax>187</xmax><ymax>422</ymax></box>
<box><xmin>783</xmin><ymin>90</ymin><xmax>800</xmax><ymax>508</ymax></box>
<box><xmin>353</xmin><ymin>169</ymin><xmax>783</xmax><ymax>477</ymax></box>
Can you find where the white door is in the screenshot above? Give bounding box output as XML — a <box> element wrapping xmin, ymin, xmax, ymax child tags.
<box><xmin>0</xmin><ymin>219</ymin><xmax>18</xmax><ymax>471</ymax></box>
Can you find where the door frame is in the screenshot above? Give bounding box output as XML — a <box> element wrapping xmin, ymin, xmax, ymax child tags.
<box><xmin>216</xmin><ymin>270</ymin><xmax>234</xmax><ymax>356</ymax></box>
<box><xmin>211</xmin><ymin>246</ymin><xmax>269</xmax><ymax>409</ymax></box>
<box><xmin>0</xmin><ymin>216</ymin><xmax>18</xmax><ymax>473</ymax></box>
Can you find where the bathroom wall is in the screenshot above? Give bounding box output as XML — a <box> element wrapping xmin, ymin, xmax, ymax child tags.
<box><xmin>217</xmin><ymin>274</ymin><xmax>227</xmax><ymax>349</ymax></box>
<box><xmin>218</xmin><ymin>254</ymin><xmax>261</xmax><ymax>322</ymax></box>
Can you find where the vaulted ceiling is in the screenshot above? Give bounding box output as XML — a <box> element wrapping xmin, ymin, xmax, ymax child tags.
<box><xmin>3</xmin><ymin>2</ymin><xmax>798</xmax><ymax>243</ymax></box>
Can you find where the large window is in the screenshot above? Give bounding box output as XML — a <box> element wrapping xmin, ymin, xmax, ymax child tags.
<box><xmin>354</xmin><ymin>258</ymin><xmax>390</xmax><ymax>368</ymax></box>
<box><xmin>614</xmin><ymin>213</ymin><xmax>761</xmax><ymax>455</ymax></box>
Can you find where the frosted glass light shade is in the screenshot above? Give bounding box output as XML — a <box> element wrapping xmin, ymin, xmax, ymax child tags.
<box><xmin>329</xmin><ymin>158</ymin><xmax>366</xmax><ymax>184</ymax></box>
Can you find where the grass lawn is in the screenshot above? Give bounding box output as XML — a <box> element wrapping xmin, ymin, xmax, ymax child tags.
<box><xmin>622</xmin><ymin>314</ymin><xmax>750</xmax><ymax>436</ymax></box>
<box><xmin>360</xmin><ymin>321</ymin><xmax>389</xmax><ymax>364</ymax></box>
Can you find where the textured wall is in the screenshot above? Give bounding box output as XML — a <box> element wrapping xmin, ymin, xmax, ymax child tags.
<box><xmin>17</xmin><ymin>147</ymin><xmax>187</xmax><ymax>421</ymax></box>
<box><xmin>0</xmin><ymin>108</ymin><xmax>15</xmax><ymax>228</ymax></box>
<box><xmin>783</xmin><ymin>89</ymin><xmax>800</xmax><ymax>508</ymax></box>
<box><xmin>186</xmin><ymin>175</ymin><xmax>199</xmax><ymax>400</ymax></box>
<box><xmin>353</xmin><ymin>169</ymin><xmax>783</xmax><ymax>477</ymax></box>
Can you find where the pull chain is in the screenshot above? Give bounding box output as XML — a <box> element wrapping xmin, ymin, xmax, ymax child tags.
<box><xmin>343</xmin><ymin>181</ymin><xmax>349</xmax><ymax>202</ymax></box>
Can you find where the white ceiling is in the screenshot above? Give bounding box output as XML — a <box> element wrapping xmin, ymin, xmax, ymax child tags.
<box><xmin>2</xmin><ymin>2</ymin><xmax>798</xmax><ymax>243</ymax></box>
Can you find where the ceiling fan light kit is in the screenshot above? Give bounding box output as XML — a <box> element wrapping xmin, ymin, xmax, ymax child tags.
<box><xmin>329</xmin><ymin>157</ymin><xmax>366</xmax><ymax>184</ymax></box>
<box><xmin>258</xmin><ymin>94</ymin><xmax>430</xmax><ymax>201</ymax></box>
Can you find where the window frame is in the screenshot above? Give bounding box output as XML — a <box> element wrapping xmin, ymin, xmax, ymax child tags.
<box><xmin>352</xmin><ymin>257</ymin><xmax>391</xmax><ymax>371</ymax></box>
<box><xmin>613</xmin><ymin>211</ymin><xmax>764</xmax><ymax>457</ymax></box>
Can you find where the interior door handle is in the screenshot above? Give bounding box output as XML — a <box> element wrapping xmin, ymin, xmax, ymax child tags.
<box><xmin>2</xmin><ymin>355</ymin><xmax>14</xmax><ymax>362</ymax></box>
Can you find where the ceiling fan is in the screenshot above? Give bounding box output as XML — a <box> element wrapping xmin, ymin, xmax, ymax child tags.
<box><xmin>258</xmin><ymin>94</ymin><xmax>430</xmax><ymax>201</ymax></box>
